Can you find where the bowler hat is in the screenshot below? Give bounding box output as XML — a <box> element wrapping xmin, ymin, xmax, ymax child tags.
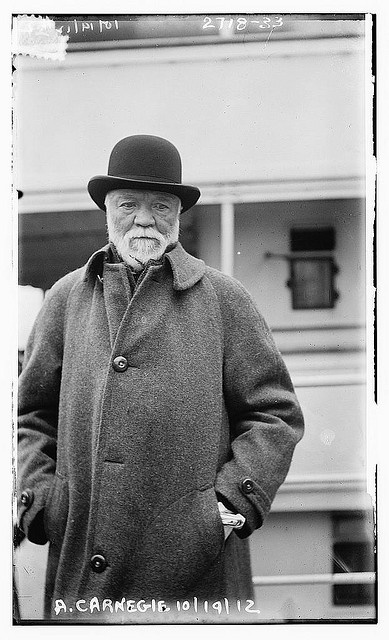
<box><xmin>88</xmin><ymin>135</ymin><xmax>201</xmax><ymax>213</ymax></box>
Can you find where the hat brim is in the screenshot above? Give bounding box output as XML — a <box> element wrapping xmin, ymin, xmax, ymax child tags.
<box><xmin>88</xmin><ymin>176</ymin><xmax>200</xmax><ymax>214</ymax></box>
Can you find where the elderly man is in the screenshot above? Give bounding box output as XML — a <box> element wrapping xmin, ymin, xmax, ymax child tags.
<box><xmin>17</xmin><ymin>135</ymin><xmax>304</xmax><ymax>623</ymax></box>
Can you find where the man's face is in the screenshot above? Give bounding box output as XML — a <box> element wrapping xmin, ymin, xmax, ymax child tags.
<box><xmin>105</xmin><ymin>189</ymin><xmax>181</xmax><ymax>270</ymax></box>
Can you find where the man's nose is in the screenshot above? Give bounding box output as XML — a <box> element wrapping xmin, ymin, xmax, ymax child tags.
<box><xmin>134</xmin><ymin>205</ymin><xmax>155</xmax><ymax>226</ymax></box>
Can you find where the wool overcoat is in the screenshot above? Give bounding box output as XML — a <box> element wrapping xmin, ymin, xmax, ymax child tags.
<box><xmin>17</xmin><ymin>242</ymin><xmax>304</xmax><ymax>623</ymax></box>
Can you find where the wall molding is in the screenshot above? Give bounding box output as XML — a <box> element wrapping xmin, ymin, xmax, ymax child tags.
<box><xmin>252</xmin><ymin>572</ymin><xmax>375</xmax><ymax>586</ymax></box>
<box><xmin>273</xmin><ymin>326</ymin><xmax>365</xmax><ymax>356</ymax></box>
<box><xmin>18</xmin><ymin>177</ymin><xmax>365</xmax><ymax>215</ymax></box>
<box><xmin>273</xmin><ymin>473</ymin><xmax>373</xmax><ymax>512</ymax></box>
<box><xmin>292</xmin><ymin>373</ymin><xmax>365</xmax><ymax>388</ymax></box>
<box><xmin>281</xmin><ymin>473</ymin><xmax>367</xmax><ymax>492</ymax></box>
<box><xmin>199</xmin><ymin>177</ymin><xmax>365</xmax><ymax>204</ymax></box>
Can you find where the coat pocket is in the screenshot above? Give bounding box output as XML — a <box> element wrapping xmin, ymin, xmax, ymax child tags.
<box><xmin>130</xmin><ymin>486</ymin><xmax>225</xmax><ymax>598</ymax></box>
<box><xmin>43</xmin><ymin>474</ymin><xmax>69</xmax><ymax>546</ymax></box>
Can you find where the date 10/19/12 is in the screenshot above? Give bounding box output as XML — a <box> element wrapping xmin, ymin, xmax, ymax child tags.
<box><xmin>203</xmin><ymin>16</ymin><xmax>283</xmax><ymax>31</ymax></box>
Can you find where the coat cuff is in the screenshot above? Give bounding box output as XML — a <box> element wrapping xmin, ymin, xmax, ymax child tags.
<box><xmin>214</xmin><ymin>467</ymin><xmax>271</xmax><ymax>539</ymax></box>
<box><xmin>17</xmin><ymin>480</ymin><xmax>52</xmax><ymax>545</ymax></box>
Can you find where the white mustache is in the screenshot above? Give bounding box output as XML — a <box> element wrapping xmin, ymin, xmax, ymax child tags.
<box><xmin>126</xmin><ymin>228</ymin><xmax>163</xmax><ymax>240</ymax></box>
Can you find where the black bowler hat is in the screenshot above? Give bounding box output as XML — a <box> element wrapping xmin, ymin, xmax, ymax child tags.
<box><xmin>88</xmin><ymin>135</ymin><xmax>201</xmax><ymax>214</ymax></box>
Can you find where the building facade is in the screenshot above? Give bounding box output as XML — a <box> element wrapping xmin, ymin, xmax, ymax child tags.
<box><xmin>15</xmin><ymin>15</ymin><xmax>374</xmax><ymax>621</ymax></box>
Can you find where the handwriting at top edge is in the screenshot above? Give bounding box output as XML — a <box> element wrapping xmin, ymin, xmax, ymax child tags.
<box><xmin>203</xmin><ymin>16</ymin><xmax>283</xmax><ymax>30</ymax></box>
<box><xmin>58</xmin><ymin>19</ymin><xmax>120</xmax><ymax>35</ymax></box>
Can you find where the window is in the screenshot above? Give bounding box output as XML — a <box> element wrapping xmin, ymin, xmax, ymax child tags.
<box><xmin>290</xmin><ymin>227</ymin><xmax>335</xmax><ymax>252</ymax></box>
<box><xmin>332</xmin><ymin>512</ymin><xmax>375</xmax><ymax>607</ymax></box>
<box><xmin>288</xmin><ymin>227</ymin><xmax>339</xmax><ymax>310</ymax></box>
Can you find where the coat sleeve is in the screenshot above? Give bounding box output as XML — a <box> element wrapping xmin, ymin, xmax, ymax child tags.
<box><xmin>211</xmin><ymin>274</ymin><xmax>304</xmax><ymax>538</ymax></box>
<box><xmin>17</xmin><ymin>278</ymin><xmax>70</xmax><ymax>544</ymax></box>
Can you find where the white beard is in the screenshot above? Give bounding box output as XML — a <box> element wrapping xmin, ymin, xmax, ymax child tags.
<box><xmin>107</xmin><ymin>219</ymin><xmax>180</xmax><ymax>271</ymax></box>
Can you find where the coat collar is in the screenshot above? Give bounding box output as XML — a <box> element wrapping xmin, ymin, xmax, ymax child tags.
<box><xmin>84</xmin><ymin>242</ymin><xmax>206</xmax><ymax>291</ymax></box>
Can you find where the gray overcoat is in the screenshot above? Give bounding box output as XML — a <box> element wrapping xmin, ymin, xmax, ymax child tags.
<box><xmin>17</xmin><ymin>242</ymin><xmax>304</xmax><ymax>623</ymax></box>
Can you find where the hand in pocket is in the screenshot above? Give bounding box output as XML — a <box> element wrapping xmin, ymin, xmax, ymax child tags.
<box><xmin>217</xmin><ymin>501</ymin><xmax>245</xmax><ymax>540</ymax></box>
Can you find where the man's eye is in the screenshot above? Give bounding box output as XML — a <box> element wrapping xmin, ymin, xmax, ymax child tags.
<box><xmin>119</xmin><ymin>202</ymin><xmax>136</xmax><ymax>208</ymax></box>
<box><xmin>154</xmin><ymin>203</ymin><xmax>169</xmax><ymax>211</ymax></box>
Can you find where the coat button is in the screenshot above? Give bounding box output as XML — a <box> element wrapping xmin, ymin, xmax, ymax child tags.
<box><xmin>20</xmin><ymin>489</ymin><xmax>34</xmax><ymax>507</ymax></box>
<box><xmin>90</xmin><ymin>554</ymin><xmax>107</xmax><ymax>573</ymax></box>
<box><xmin>241</xmin><ymin>479</ymin><xmax>254</xmax><ymax>494</ymax></box>
<box><xmin>113</xmin><ymin>356</ymin><xmax>128</xmax><ymax>372</ymax></box>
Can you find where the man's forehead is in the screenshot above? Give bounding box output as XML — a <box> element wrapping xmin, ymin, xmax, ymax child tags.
<box><xmin>108</xmin><ymin>189</ymin><xmax>179</xmax><ymax>202</ymax></box>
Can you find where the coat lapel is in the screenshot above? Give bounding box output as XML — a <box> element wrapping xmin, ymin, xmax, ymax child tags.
<box><xmin>102</xmin><ymin>262</ymin><xmax>133</xmax><ymax>348</ymax></box>
<box><xmin>165</xmin><ymin>243</ymin><xmax>206</xmax><ymax>290</ymax></box>
<box><xmin>84</xmin><ymin>242</ymin><xmax>206</xmax><ymax>293</ymax></box>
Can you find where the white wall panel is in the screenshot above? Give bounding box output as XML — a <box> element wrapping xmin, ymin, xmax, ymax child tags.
<box><xmin>15</xmin><ymin>39</ymin><xmax>365</xmax><ymax>196</ymax></box>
